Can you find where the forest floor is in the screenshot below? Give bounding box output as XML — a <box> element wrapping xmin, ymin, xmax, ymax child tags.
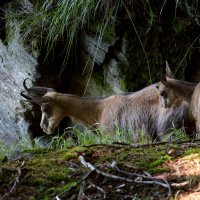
<box><xmin>1</xmin><ymin>142</ymin><xmax>200</xmax><ymax>200</ymax></box>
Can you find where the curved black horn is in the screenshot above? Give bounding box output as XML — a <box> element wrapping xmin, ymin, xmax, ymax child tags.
<box><xmin>20</xmin><ymin>91</ymin><xmax>32</xmax><ymax>100</ymax></box>
<box><xmin>23</xmin><ymin>78</ymin><xmax>55</xmax><ymax>95</ymax></box>
<box><xmin>23</xmin><ymin>78</ymin><xmax>32</xmax><ymax>94</ymax></box>
<box><xmin>29</xmin><ymin>96</ymin><xmax>53</xmax><ymax>104</ymax></box>
<box><xmin>21</xmin><ymin>90</ymin><xmax>53</xmax><ymax>104</ymax></box>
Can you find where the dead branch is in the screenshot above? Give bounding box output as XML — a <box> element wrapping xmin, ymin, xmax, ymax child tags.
<box><xmin>114</xmin><ymin>166</ymin><xmax>171</xmax><ymax>197</ymax></box>
<box><xmin>79</xmin><ymin>155</ymin><xmax>171</xmax><ymax>197</ymax></box>
<box><xmin>88</xmin><ymin>180</ymin><xmax>107</xmax><ymax>198</ymax></box>
<box><xmin>80</xmin><ymin>139</ymin><xmax>200</xmax><ymax>150</ymax></box>
<box><xmin>81</xmin><ymin>191</ymin><xmax>91</xmax><ymax>200</ymax></box>
<box><xmin>171</xmin><ymin>181</ymin><xmax>189</xmax><ymax>188</ymax></box>
<box><xmin>78</xmin><ymin>180</ymin><xmax>87</xmax><ymax>200</ymax></box>
<box><xmin>81</xmin><ymin>143</ymin><xmax>123</xmax><ymax>149</ymax></box>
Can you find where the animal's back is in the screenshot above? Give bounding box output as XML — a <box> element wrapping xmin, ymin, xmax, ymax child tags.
<box><xmin>101</xmin><ymin>83</ymin><xmax>195</xmax><ymax>142</ymax></box>
<box><xmin>120</xmin><ymin>84</ymin><xmax>161</xmax><ymax>141</ymax></box>
<box><xmin>101</xmin><ymin>84</ymin><xmax>161</xmax><ymax>142</ymax></box>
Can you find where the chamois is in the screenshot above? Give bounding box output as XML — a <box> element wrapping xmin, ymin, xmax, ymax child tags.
<box><xmin>156</xmin><ymin>61</ymin><xmax>196</xmax><ymax>138</ymax></box>
<box><xmin>21</xmin><ymin>74</ymin><xmax>195</xmax><ymax>142</ymax></box>
<box><xmin>191</xmin><ymin>83</ymin><xmax>200</xmax><ymax>137</ymax></box>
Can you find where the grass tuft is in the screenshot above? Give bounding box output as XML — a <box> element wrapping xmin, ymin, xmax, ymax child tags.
<box><xmin>0</xmin><ymin>121</ymin><xmax>192</xmax><ymax>161</ymax></box>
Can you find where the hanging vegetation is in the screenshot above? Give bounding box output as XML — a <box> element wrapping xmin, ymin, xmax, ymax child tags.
<box><xmin>16</xmin><ymin>0</ymin><xmax>200</xmax><ymax>89</ymax></box>
<box><xmin>18</xmin><ymin>1</ymin><xmax>197</xmax><ymax>61</ymax></box>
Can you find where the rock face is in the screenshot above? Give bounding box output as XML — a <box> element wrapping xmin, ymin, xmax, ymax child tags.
<box><xmin>76</xmin><ymin>31</ymin><xmax>125</xmax><ymax>97</ymax></box>
<box><xmin>0</xmin><ymin>2</ymin><xmax>39</xmax><ymax>152</ymax></box>
<box><xmin>0</xmin><ymin>39</ymin><xmax>36</xmax><ymax>146</ymax></box>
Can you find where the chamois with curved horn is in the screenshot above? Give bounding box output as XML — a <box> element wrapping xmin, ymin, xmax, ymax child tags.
<box><xmin>21</xmin><ymin>74</ymin><xmax>195</xmax><ymax>142</ymax></box>
<box><xmin>156</xmin><ymin>61</ymin><xmax>196</xmax><ymax>137</ymax></box>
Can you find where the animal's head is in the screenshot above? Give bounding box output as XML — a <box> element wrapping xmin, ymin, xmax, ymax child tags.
<box><xmin>21</xmin><ymin>79</ymin><xmax>63</xmax><ymax>135</ymax></box>
<box><xmin>156</xmin><ymin>61</ymin><xmax>178</xmax><ymax>108</ymax></box>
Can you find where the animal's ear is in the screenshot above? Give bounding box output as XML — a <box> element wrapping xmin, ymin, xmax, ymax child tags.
<box><xmin>155</xmin><ymin>82</ymin><xmax>160</xmax><ymax>89</ymax></box>
<box><xmin>165</xmin><ymin>61</ymin><xmax>173</xmax><ymax>78</ymax></box>
<box><xmin>157</xmin><ymin>74</ymin><xmax>170</xmax><ymax>88</ymax></box>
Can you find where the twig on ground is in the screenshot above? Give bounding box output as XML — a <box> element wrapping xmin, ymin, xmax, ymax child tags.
<box><xmin>79</xmin><ymin>155</ymin><xmax>171</xmax><ymax>198</ymax></box>
<box><xmin>81</xmin><ymin>143</ymin><xmax>123</xmax><ymax>149</ymax></box>
<box><xmin>80</xmin><ymin>139</ymin><xmax>200</xmax><ymax>150</ymax></box>
<box><xmin>112</xmin><ymin>142</ymin><xmax>130</xmax><ymax>145</ymax></box>
<box><xmin>55</xmin><ymin>170</ymin><xmax>94</xmax><ymax>200</ymax></box>
<box><xmin>56</xmin><ymin>196</ymin><xmax>61</xmax><ymax>200</ymax></box>
<box><xmin>78</xmin><ymin>180</ymin><xmax>87</xmax><ymax>200</ymax></box>
<box><xmin>0</xmin><ymin>161</ymin><xmax>25</xmax><ymax>200</ymax></box>
<box><xmin>88</xmin><ymin>180</ymin><xmax>107</xmax><ymax>198</ymax></box>
<box><xmin>114</xmin><ymin>166</ymin><xmax>172</xmax><ymax>198</ymax></box>
<box><xmin>81</xmin><ymin>191</ymin><xmax>92</xmax><ymax>200</ymax></box>
<box><xmin>143</xmin><ymin>171</ymin><xmax>152</xmax><ymax>177</ymax></box>
<box><xmin>171</xmin><ymin>181</ymin><xmax>189</xmax><ymax>187</ymax></box>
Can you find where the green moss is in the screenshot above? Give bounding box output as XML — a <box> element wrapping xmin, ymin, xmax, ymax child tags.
<box><xmin>147</xmin><ymin>167</ymin><xmax>170</xmax><ymax>174</ymax></box>
<box><xmin>120</xmin><ymin>79</ymin><xmax>128</xmax><ymax>92</ymax></box>
<box><xmin>92</xmin><ymin>69</ymin><xmax>104</xmax><ymax>86</ymax></box>
<box><xmin>167</xmin><ymin>144</ymin><xmax>180</xmax><ymax>150</ymax></box>
<box><xmin>173</xmin><ymin>21</ymin><xmax>187</xmax><ymax>35</ymax></box>
<box><xmin>46</xmin><ymin>171</ymin><xmax>69</xmax><ymax>182</ymax></box>
<box><xmin>32</xmin><ymin>177</ymin><xmax>52</xmax><ymax>186</ymax></box>
<box><xmin>28</xmin><ymin>197</ymin><xmax>36</xmax><ymax>200</ymax></box>
<box><xmin>99</xmin><ymin>154</ymin><xmax>115</xmax><ymax>163</ymax></box>
<box><xmin>117</xmin><ymin>154</ymin><xmax>128</xmax><ymax>161</ymax></box>
<box><xmin>62</xmin><ymin>152</ymin><xmax>78</xmax><ymax>160</ymax></box>
<box><xmin>88</xmin><ymin>22</ymin><xmax>115</xmax><ymax>43</ymax></box>
<box><xmin>67</xmin><ymin>146</ymin><xmax>87</xmax><ymax>153</ymax></box>
<box><xmin>106</xmin><ymin>168</ymin><xmax>112</xmax><ymax>172</ymax></box>
<box><xmin>149</xmin><ymin>160</ymin><xmax>164</xmax><ymax>168</ymax></box>
<box><xmin>54</xmin><ymin>181</ymin><xmax>78</xmax><ymax>193</ymax></box>
<box><xmin>2</xmin><ymin>144</ymin><xmax>200</xmax><ymax>199</ymax></box>
<box><xmin>90</xmin><ymin>69</ymin><xmax>113</xmax><ymax>95</ymax></box>
<box><xmin>182</xmin><ymin>148</ymin><xmax>200</xmax><ymax>157</ymax></box>
<box><xmin>130</xmin><ymin>146</ymin><xmax>167</xmax><ymax>168</ymax></box>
